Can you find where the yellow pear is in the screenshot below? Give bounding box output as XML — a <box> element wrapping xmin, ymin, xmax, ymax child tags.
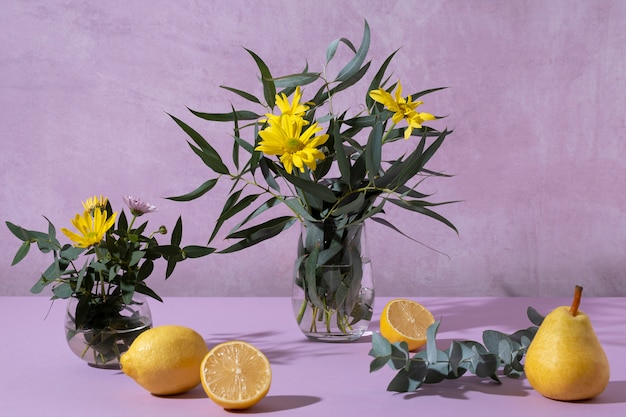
<box><xmin>525</xmin><ymin>286</ymin><xmax>610</xmax><ymax>401</ymax></box>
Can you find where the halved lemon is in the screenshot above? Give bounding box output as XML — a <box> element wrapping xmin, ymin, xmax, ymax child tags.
<box><xmin>379</xmin><ymin>298</ymin><xmax>435</xmax><ymax>351</ymax></box>
<box><xmin>200</xmin><ymin>341</ymin><xmax>271</xmax><ymax>410</ymax></box>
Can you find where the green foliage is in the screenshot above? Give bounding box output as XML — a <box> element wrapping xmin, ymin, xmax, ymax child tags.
<box><xmin>369</xmin><ymin>307</ymin><xmax>543</xmax><ymax>392</ymax></box>
<box><xmin>6</xmin><ymin>199</ymin><xmax>213</xmax><ymax>328</ymax></box>
<box><xmin>169</xmin><ymin>19</ymin><xmax>457</xmax><ymax>253</ymax></box>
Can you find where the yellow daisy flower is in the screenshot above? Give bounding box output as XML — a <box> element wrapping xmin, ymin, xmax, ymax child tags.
<box><xmin>256</xmin><ymin>114</ymin><xmax>329</xmax><ymax>174</ymax></box>
<box><xmin>265</xmin><ymin>86</ymin><xmax>310</xmax><ymax>125</ymax></box>
<box><xmin>61</xmin><ymin>208</ymin><xmax>117</xmax><ymax>248</ymax></box>
<box><xmin>82</xmin><ymin>195</ymin><xmax>108</xmax><ymax>213</ymax></box>
<box><xmin>369</xmin><ymin>81</ymin><xmax>435</xmax><ymax>139</ymax></box>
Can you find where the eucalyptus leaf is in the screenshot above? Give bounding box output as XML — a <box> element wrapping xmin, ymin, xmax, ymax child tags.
<box><xmin>74</xmin><ymin>258</ymin><xmax>90</xmax><ymax>293</ymax></box>
<box><xmin>171</xmin><ymin>217</ymin><xmax>183</xmax><ymax>247</ymax></box>
<box><xmin>366</xmin><ymin>49</ymin><xmax>399</xmax><ymax>109</ymax></box>
<box><xmin>45</xmin><ymin>216</ymin><xmax>56</xmax><ymax>239</ymax></box>
<box><xmin>325</xmin><ymin>38</ymin><xmax>340</xmax><ymax>63</ymax></box>
<box><xmin>220</xmin><ymin>85</ymin><xmax>263</xmax><ymax>105</ymax></box>
<box><xmin>189</xmin><ymin>108</ymin><xmax>262</xmax><ymax>122</ymax></box>
<box><xmin>304</xmin><ymin>245</ymin><xmax>324</xmax><ymax>309</ymax></box>
<box><xmin>234</xmin><ymin>133</ymin><xmax>255</xmax><ymax>154</ymax></box>
<box><xmin>386</xmin><ymin>369</ymin><xmax>412</xmax><ymax>393</ymax></box>
<box><xmin>388</xmin><ymin>199</ymin><xmax>459</xmax><ymax>234</ymax></box>
<box><xmin>411</xmin><ymin>86</ymin><xmax>448</xmax><ymax>101</ymax></box>
<box><xmin>135</xmin><ymin>282</ymin><xmax>163</xmax><ymax>302</ymax></box>
<box><xmin>153</xmin><ymin>244</ymin><xmax>184</xmax><ymax>257</ymax></box>
<box><xmin>331</xmin><ymin>193</ymin><xmax>365</xmax><ymax>217</ymax></box>
<box><xmin>330</xmin><ymin>61</ymin><xmax>371</xmax><ymax>96</ymax></box>
<box><xmin>52</xmin><ymin>282</ymin><xmax>73</xmax><ymax>299</ymax></box>
<box><xmin>335</xmin><ymin>20</ymin><xmax>370</xmax><ymax>82</ymax></box>
<box><xmin>166</xmin><ymin>178</ymin><xmax>219</xmax><ymax>202</ymax></box>
<box><xmin>370</xmin><ymin>332</ymin><xmax>392</xmax><ymax>357</ymax></box>
<box><xmin>423</xmin><ymin>350</ymin><xmax>450</xmax><ymax>384</ymax></box>
<box><xmin>245</xmin><ymin>48</ymin><xmax>276</xmax><ymax>108</ymax></box>
<box><xmin>59</xmin><ymin>245</ymin><xmax>85</xmax><ymax>261</ymax></box>
<box><xmin>332</xmin><ymin>118</ymin><xmax>351</xmax><ymax>186</ymax></box>
<box><xmin>129</xmin><ymin>250</ymin><xmax>146</xmax><ymax>267</ymax></box>
<box><xmin>5</xmin><ymin>221</ymin><xmax>31</xmax><ymax>241</ymax></box>
<box><xmin>10</xmin><ymin>242</ymin><xmax>30</xmax><ymax>265</ymax></box>
<box><xmin>137</xmin><ymin>258</ymin><xmax>154</xmax><ymax>282</ymax></box>
<box><xmin>220</xmin><ymin>216</ymin><xmax>297</xmax><ymax>253</ymax></box>
<box><xmin>370</xmin><ymin>356</ymin><xmax>391</xmax><ymax>373</ymax></box>
<box><xmin>283</xmin><ymin>198</ymin><xmax>316</xmax><ymax>222</ymax></box>
<box><xmin>259</xmin><ymin>158</ymin><xmax>280</xmax><ymax>192</ymax></box>
<box><xmin>282</xmin><ymin>171</ymin><xmax>338</xmax><ymax>203</ymax></box>
<box><xmin>365</xmin><ymin>121</ymin><xmax>383</xmax><ymax>178</ymax></box>
<box><xmin>29</xmin><ymin>276</ymin><xmax>48</xmax><ymax>294</ymax></box>
<box><xmin>183</xmin><ymin>245</ymin><xmax>216</xmax><ymax>258</ymax></box>
<box><xmin>218</xmin><ymin>194</ymin><xmax>261</xmax><ymax>223</ymax></box>
<box><xmin>426</xmin><ymin>320</ymin><xmax>441</xmax><ymax>364</ymax></box>
<box><xmin>527</xmin><ymin>306</ymin><xmax>545</xmax><ymax>326</ymax></box>
<box><xmin>230</xmin><ymin>197</ymin><xmax>282</xmax><ymax>234</ymax></box>
<box><xmin>169</xmin><ymin>114</ymin><xmax>230</xmax><ymax>175</ymax></box>
<box><xmin>209</xmin><ymin>189</ymin><xmax>242</xmax><ymax>244</ymax></box>
<box><xmin>273</xmin><ymin>72</ymin><xmax>321</xmax><ymax>88</ymax></box>
<box><xmin>326</xmin><ymin>37</ymin><xmax>357</xmax><ymax>64</ymax></box>
<box><xmin>231</xmin><ymin>103</ymin><xmax>241</xmax><ymax>169</ymax></box>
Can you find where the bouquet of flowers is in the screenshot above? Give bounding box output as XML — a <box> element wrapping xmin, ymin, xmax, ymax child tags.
<box><xmin>169</xmin><ymin>20</ymin><xmax>457</xmax><ymax>338</ymax></box>
<box><xmin>6</xmin><ymin>195</ymin><xmax>212</xmax><ymax>365</ymax></box>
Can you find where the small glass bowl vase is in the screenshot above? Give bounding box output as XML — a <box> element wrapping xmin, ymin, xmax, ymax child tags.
<box><xmin>65</xmin><ymin>293</ymin><xmax>152</xmax><ymax>368</ymax></box>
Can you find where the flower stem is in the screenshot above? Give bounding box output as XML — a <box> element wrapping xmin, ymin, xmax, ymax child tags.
<box><xmin>381</xmin><ymin>122</ymin><xmax>397</xmax><ymax>144</ymax></box>
<box><xmin>128</xmin><ymin>215</ymin><xmax>137</xmax><ymax>233</ymax></box>
<box><xmin>296</xmin><ymin>299</ymin><xmax>307</xmax><ymax>324</ymax></box>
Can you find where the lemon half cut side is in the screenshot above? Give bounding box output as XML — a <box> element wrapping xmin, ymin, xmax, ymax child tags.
<box><xmin>379</xmin><ymin>298</ymin><xmax>435</xmax><ymax>351</ymax></box>
<box><xmin>200</xmin><ymin>340</ymin><xmax>272</xmax><ymax>410</ymax></box>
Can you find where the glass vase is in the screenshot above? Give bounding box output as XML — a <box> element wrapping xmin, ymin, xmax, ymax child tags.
<box><xmin>292</xmin><ymin>219</ymin><xmax>375</xmax><ymax>342</ymax></box>
<box><xmin>65</xmin><ymin>293</ymin><xmax>152</xmax><ymax>368</ymax></box>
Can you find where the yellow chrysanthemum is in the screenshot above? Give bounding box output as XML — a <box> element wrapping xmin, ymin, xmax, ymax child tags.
<box><xmin>369</xmin><ymin>81</ymin><xmax>436</xmax><ymax>139</ymax></box>
<box><xmin>82</xmin><ymin>195</ymin><xmax>108</xmax><ymax>213</ymax></box>
<box><xmin>61</xmin><ymin>208</ymin><xmax>117</xmax><ymax>248</ymax></box>
<box><xmin>256</xmin><ymin>114</ymin><xmax>329</xmax><ymax>174</ymax></box>
<box><xmin>264</xmin><ymin>86</ymin><xmax>310</xmax><ymax>125</ymax></box>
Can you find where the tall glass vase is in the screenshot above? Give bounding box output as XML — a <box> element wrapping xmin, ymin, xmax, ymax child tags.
<box><xmin>292</xmin><ymin>219</ymin><xmax>375</xmax><ymax>342</ymax></box>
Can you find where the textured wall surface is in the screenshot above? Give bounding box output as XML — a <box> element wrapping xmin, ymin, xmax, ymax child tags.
<box><xmin>1</xmin><ymin>0</ymin><xmax>625</xmax><ymax>297</ymax></box>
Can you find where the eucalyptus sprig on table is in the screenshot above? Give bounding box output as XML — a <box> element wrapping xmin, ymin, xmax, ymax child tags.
<box><xmin>369</xmin><ymin>307</ymin><xmax>545</xmax><ymax>392</ymax></box>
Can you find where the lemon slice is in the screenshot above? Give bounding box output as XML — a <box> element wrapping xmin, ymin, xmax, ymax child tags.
<box><xmin>200</xmin><ymin>341</ymin><xmax>272</xmax><ymax>410</ymax></box>
<box><xmin>379</xmin><ymin>298</ymin><xmax>435</xmax><ymax>351</ymax></box>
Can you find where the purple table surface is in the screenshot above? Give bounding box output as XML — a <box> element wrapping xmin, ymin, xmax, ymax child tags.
<box><xmin>1</xmin><ymin>296</ymin><xmax>624</xmax><ymax>416</ymax></box>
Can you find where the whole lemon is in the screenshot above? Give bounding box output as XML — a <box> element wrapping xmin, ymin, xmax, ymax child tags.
<box><xmin>120</xmin><ymin>325</ymin><xmax>209</xmax><ymax>396</ymax></box>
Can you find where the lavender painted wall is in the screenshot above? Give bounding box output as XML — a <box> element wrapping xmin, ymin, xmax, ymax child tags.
<box><xmin>1</xmin><ymin>0</ymin><xmax>625</xmax><ymax>297</ymax></box>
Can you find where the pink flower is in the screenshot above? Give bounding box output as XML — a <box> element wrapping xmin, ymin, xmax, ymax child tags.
<box><xmin>123</xmin><ymin>196</ymin><xmax>157</xmax><ymax>216</ymax></box>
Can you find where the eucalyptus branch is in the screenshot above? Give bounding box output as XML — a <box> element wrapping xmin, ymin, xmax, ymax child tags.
<box><xmin>369</xmin><ymin>307</ymin><xmax>544</xmax><ymax>393</ymax></box>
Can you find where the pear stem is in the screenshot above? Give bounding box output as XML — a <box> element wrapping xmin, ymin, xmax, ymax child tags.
<box><xmin>569</xmin><ymin>285</ymin><xmax>583</xmax><ymax>316</ymax></box>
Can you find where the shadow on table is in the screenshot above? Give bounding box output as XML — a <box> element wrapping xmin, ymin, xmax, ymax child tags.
<box><xmin>397</xmin><ymin>375</ymin><xmax>626</xmax><ymax>405</ymax></box>
<box><xmin>238</xmin><ymin>395</ymin><xmax>322</xmax><ymax>413</ymax></box>
<box><xmin>152</xmin><ymin>385</ymin><xmax>323</xmax><ymax>411</ymax></box>
<box><xmin>203</xmin><ymin>328</ymin><xmax>378</xmax><ymax>366</ymax></box>
<box><xmin>587</xmin><ymin>380</ymin><xmax>626</xmax><ymax>405</ymax></box>
<box><xmin>400</xmin><ymin>374</ymin><xmax>532</xmax><ymax>400</ymax></box>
